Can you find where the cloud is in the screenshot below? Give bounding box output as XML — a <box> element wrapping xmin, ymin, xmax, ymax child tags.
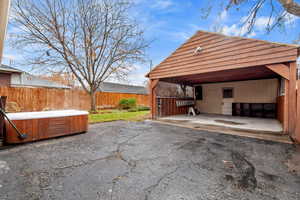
<box><xmin>168</xmin><ymin>32</ymin><xmax>190</xmax><ymax>41</ymax></box>
<box><xmin>219</xmin><ymin>10</ymin><xmax>228</xmax><ymax>22</ymax></box>
<box><xmin>283</xmin><ymin>12</ymin><xmax>299</xmax><ymax>26</ymax></box>
<box><xmin>168</xmin><ymin>24</ymin><xmax>204</xmax><ymax>42</ymax></box>
<box><xmin>220</xmin><ymin>24</ymin><xmax>256</xmax><ymax>37</ymax></box>
<box><xmin>151</xmin><ymin>0</ymin><xmax>174</xmax><ymax>10</ymax></box>
<box><xmin>254</xmin><ymin>16</ymin><xmax>274</xmax><ymax>30</ymax></box>
<box><xmin>2</xmin><ymin>53</ymin><xmax>17</xmax><ymax>60</ymax></box>
<box><xmin>127</xmin><ymin>72</ymin><xmax>148</xmax><ymax>85</ymax></box>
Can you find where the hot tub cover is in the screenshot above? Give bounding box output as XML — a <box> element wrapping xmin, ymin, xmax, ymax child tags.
<box><xmin>6</xmin><ymin>110</ymin><xmax>89</xmax><ymax>120</ymax></box>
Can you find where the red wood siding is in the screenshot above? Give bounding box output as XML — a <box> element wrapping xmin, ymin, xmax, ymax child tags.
<box><xmin>0</xmin><ymin>73</ymin><xmax>11</xmax><ymax>86</ymax></box>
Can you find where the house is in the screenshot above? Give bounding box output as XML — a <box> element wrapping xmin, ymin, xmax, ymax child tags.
<box><xmin>40</xmin><ymin>72</ymin><xmax>148</xmax><ymax>95</ymax></box>
<box><xmin>147</xmin><ymin>30</ymin><xmax>300</xmax><ymax>143</ymax></box>
<box><xmin>98</xmin><ymin>82</ymin><xmax>148</xmax><ymax>95</ymax></box>
<box><xmin>0</xmin><ymin>64</ymin><xmax>70</xmax><ymax>89</ymax></box>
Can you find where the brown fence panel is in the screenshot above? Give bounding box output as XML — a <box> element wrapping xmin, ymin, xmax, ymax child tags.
<box><xmin>296</xmin><ymin>81</ymin><xmax>300</xmax><ymax>143</ymax></box>
<box><xmin>156</xmin><ymin>97</ymin><xmax>193</xmax><ymax>117</ymax></box>
<box><xmin>0</xmin><ymin>87</ymin><xmax>149</xmax><ymax>112</ymax></box>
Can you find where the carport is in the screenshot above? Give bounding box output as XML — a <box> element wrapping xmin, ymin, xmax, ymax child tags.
<box><xmin>146</xmin><ymin>30</ymin><xmax>300</xmax><ymax>142</ymax></box>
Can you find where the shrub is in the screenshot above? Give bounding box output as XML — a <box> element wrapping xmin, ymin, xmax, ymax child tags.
<box><xmin>118</xmin><ymin>98</ymin><xmax>137</xmax><ymax>110</ymax></box>
<box><xmin>127</xmin><ymin>98</ymin><xmax>136</xmax><ymax>108</ymax></box>
<box><xmin>128</xmin><ymin>108</ymin><xmax>138</xmax><ymax>112</ymax></box>
<box><xmin>137</xmin><ymin>106</ymin><xmax>150</xmax><ymax>111</ymax></box>
<box><xmin>119</xmin><ymin>99</ymin><xmax>129</xmax><ymax>109</ymax></box>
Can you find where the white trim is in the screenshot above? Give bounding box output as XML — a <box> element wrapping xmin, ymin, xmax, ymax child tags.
<box><xmin>7</xmin><ymin>110</ymin><xmax>88</xmax><ymax>120</ymax></box>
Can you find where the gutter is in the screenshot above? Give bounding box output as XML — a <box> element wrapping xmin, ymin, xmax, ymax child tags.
<box><xmin>0</xmin><ymin>0</ymin><xmax>11</xmax><ymax>64</ymax></box>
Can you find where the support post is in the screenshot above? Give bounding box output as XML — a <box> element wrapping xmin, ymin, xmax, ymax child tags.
<box><xmin>288</xmin><ymin>62</ymin><xmax>297</xmax><ymax>138</ymax></box>
<box><xmin>265</xmin><ymin>64</ymin><xmax>290</xmax><ymax>133</ymax></box>
<box><xmin>0</xmin><ymin>96</ymin><xmax>7</xmax><ymax>139</ymax></box>
<box><xmin>283</xmin><ymin>80</ymin><xmax>289</xmax><ymax>134</ymax></box>
<box><xmin>296</xmin><ymin>80</ymin><xmax>300</xmax><ymax>143</ymax></box>
<box><xmin>149</xmin><ymin>79</ymin><xmax>159</xmax><ymax>119</ymax></box>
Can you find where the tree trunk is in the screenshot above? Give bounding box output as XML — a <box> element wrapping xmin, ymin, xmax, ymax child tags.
<box><xmin>90</xmin><ymin>91</ymin><xmax>97</xmax><ymax>112</ymax></box>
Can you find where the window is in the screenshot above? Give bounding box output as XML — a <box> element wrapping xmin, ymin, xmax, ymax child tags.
<box><xmin>195</xmin><ymin>86</ymin><xmax>203</xmax><ymax>100</ymax></box>
<box><xmin>223</xmin><ymin>88</ymin><xmax>233</xmax><ymax>98</ymax></box>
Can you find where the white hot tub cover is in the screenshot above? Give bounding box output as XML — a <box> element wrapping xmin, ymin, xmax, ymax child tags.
<box><xmin>6</xmin><ymin>110</ymin><xmax>89</xmax><ymax>120</ymax></box>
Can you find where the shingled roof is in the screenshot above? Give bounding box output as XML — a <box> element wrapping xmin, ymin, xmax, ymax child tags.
<box><xmin>0</xmin><ymin>64</ymin><xmax>23</xmax><ymax>73</ymax></box>
<box><xmin>98</xmin><ymin>82</ymin><xmax>148</xmax><ymax>95</ymax></box>
<box><xmin>147</xmin><ymin>30</ymin><xmax>300</xmax><ymax>80</ymax></box>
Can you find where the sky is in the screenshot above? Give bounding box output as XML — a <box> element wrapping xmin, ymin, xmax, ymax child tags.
<box><xmin>2</xmin><ymin>0</ymin><xmax>300</xmax><ymax>86</ymax></box>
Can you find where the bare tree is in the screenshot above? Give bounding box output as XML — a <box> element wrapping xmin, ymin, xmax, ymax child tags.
<box><xmin>203</xmin><ymin>0</ymin><xmax>300</xmax><ymax>38</ymax></box>
<box><xmin>10</xmin><ymin>0</ymin><xmax>148</xmax><ymax>111</ymax></box>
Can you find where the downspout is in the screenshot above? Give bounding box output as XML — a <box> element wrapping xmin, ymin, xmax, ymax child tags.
<box><xmin>0</xmin><ymin>0</ymin><xmax>11</xmax><ymax>64</ymax></box>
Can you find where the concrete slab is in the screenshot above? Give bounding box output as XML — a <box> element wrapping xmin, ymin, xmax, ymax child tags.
<box><xmin>160</xmin><ymin>114</ymin><xmax>283</xmax><ymax>133</ymax></box>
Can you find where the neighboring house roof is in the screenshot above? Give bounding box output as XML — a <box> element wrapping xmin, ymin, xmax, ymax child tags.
<box><xmin>0</xmin><ymin>64</ymin><xmax>23</xmax><ymax>73</ymax></box>
<box><xmin>147</xmin><ymin>30</ymin><xmax>300</xmax><ymax>80</ymax></box>
<box><xmin>0</xmin><ymin>64</ymin><xmax>70</xmax><ymax>89</ymax></box>
<box><xmin>98</xmin><ymin>82</ymin><xmax>148</xmax><ymax>95</ymax></box>
<box><xmin>12</xmin><ymin>72</ymin><xmax>71</xmax><ymax>89</ymax></box>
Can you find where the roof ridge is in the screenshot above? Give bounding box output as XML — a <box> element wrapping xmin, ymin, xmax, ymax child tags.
<box><xmin>196</xmin><ymin>30</ymin><xmax>300</xmax><ymax>48</ymax></box>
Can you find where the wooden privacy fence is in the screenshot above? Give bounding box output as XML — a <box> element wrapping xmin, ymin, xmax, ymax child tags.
<box><xmin>0</xmin><ymin>87</ymin><xmax>149</xmax><ymax>112</ymax></box>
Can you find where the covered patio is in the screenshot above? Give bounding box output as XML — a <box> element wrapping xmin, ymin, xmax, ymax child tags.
<box><xmin>160</xmin><ymin>114</ymin><xmax>283</xmax><ymax>133</ymax></box>
<box><xmin>147</xmin><ymin>30</ymin><xmax>300</xmax><ymax>142</ymax></box>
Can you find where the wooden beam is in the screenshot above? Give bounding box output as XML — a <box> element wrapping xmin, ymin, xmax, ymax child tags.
<box><xmin>266</xmin><ymin>64</ymin><xmax>290</xmax><ymax>80</ymax></box>
<box><xmin>150</xmin><ymin>79</ymin><xmax>159</xmax><ymax>89</ymax></box>
<box><xmin>288</xmin><ymin>62</ymin><xmax>297</xmax><ymax>137</ymax></box>
<box><xmin>283</xmin><ymin>80</ymin><xmax>289</xmax><ymax>133</ymax></box>
<box><xmin>150</xmin><ymin>79</ymin><xmax>159</xmax><ymax>119</ymax></box>
<box><xmin>296</xmin><ymin>80</ymin><xmax>300</xmax><ymax>143</ymax></box>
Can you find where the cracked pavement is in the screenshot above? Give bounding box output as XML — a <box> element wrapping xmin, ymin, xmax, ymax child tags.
<box><xmin>0</xmin><ymin>120</ymin><xmax>299</xmax><ymax>200</ymax></box>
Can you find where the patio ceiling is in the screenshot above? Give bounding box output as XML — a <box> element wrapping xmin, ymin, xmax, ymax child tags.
<box><xmin>160</xmin><ymin>65</ymin><xmax>280</xmax><ymax>86</ymax></box>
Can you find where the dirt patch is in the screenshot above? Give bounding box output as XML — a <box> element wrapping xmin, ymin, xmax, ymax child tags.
<box><xmin>285</xmin><ymin>147</ymin><xmax>300</xmax><ymax>175</ymax></box>
<box><xmin>259</xmin><ymin>171</ymin><xmax>281</xmax><ymax>182</ymax></box>
<box><xmin>215</xmin><ymin>120</ymin><xmax>246</xmax><ymax>126</ymax></box>
<box><xmin>177</xmin><ymin>138</ymin><xmax>206</xmax><ymax>151</ymax></box>
<box><xmin>231</xmin><ymin>151</ymin><xmax>257</xmax><ymax>191</ymax></box>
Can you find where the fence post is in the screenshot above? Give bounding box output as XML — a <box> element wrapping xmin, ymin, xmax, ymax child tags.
<box><xmin>0</xmin><ymin>96</ymin><xmax>7</xmax><ymax>139</ymax></box>
<box><xmin>296</xmin><ymin>81</ymin><xmax>300</xmax><ymax>143</ymax></box>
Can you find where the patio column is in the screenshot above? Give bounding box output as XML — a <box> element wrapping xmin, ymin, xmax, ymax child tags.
<box><xmin>288</xmin><ymin>62</ymin><xmax>297</xmax><ymax>138</ymax></box>
<box><xmin>149</xmin><ymin>79</ymin><xmax>159</xmax><ymax>119</ymax></box>
<box><xmin>266</xmin><ymin>63</ymin><xmax>291</xmax><ymax>133</ymax></box>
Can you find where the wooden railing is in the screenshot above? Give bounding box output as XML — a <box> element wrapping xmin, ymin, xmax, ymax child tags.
<box><xmin>156</xmin><ymin>97</ymin><xmax>194</xmax><ymax>117</ymax></box>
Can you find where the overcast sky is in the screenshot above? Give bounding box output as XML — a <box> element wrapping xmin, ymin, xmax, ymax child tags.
<box><xmin>2</xmin><ymin>0</ymin><xmax>300</xmax><ymax>85</ymax></box>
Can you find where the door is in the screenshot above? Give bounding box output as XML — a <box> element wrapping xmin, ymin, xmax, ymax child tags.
<box><xmin>222</xmin><ymin>88</ymin><xmax>234</xmax><ymax>115</ymax></box>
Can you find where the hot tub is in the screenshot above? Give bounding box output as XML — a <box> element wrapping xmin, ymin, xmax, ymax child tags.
<box><xmin>4</xmin><ymin>110</ymin><xmax>88</xmax><ymax>144</ymax></box>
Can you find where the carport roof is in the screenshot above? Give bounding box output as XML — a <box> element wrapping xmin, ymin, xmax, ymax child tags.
<box><xmin>147</xmin><ymin>30</ymin><xmax>300</xmax><ymax>81</ymax></box>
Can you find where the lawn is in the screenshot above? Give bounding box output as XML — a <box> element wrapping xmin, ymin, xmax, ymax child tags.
<box><xmin>89</xmin><ymin>109</ymin><xmax>150</xmax><ymax>123</ymax></box>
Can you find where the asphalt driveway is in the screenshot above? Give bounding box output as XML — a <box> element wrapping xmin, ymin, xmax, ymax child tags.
<box><xmin>0</xmin><ymin>121</ymin><xmax>299</xmax><ymax>200</ymax></box>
